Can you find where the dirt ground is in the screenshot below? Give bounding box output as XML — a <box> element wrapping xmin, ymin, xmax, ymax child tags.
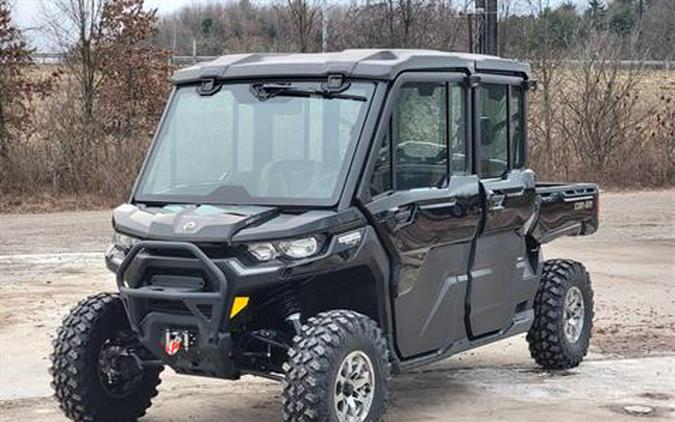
<box><xmin>0</xmin><ymin>189</ymin><xmax>674</xmax><ymax>421</ymax></box>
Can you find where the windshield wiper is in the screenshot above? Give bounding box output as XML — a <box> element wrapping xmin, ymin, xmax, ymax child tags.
<box><xmin>250</xmin><ymin>82</ymin><xmax>367</xmax><ymax>102</ymax></box>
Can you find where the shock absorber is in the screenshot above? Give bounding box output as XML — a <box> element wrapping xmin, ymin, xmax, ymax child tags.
<box><xmin>278</xmin><ymin>290</ymin><xmax>302</xmax><ymax>335</ymax></box>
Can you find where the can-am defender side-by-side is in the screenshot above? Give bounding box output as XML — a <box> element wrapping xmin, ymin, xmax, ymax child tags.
<box><xmin>51</xmin><ymin>50</ymin><xmax>599</xmax><ymax>422</ymax></box>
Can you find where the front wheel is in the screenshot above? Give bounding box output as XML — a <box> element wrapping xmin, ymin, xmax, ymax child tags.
<box><xmin>50</xmin><ymin>293</ymin><xmax>163</xmax><ymax>422</ymax></box>
<box><xmin>282</xmin><ymin>310</ymin><xmax>391</xmax><ymax>422</ymax></box>
<box><xmin>527</xmin><ymin>259</ymin><xmax>594</xmax><ymax>369</ymax></box>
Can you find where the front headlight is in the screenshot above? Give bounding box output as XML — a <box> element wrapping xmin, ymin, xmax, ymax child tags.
<box><xmin>246</xmin><ymin>236</ymin><xmax>324</xmax><ymax>261</ymax></box>
<box><xmin>247</xmin><ymin>242</ymin><xmax>277</xmax><ymax>262</ymax></box>
<box><xmin>111</xmin><ymin>231</ymin><xmax>140</xmax><ymax>252</ymax></box>
<box><xmin>276</xmin><ymin>237</ymin><xmax>320</xmax><ymax>259</ymax></box>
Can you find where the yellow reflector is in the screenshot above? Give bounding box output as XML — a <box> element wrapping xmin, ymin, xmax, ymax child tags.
<box><xmin>230</xmin><ymin>297</ymin><xmax>250</xmax><ymax>318</ymax></box>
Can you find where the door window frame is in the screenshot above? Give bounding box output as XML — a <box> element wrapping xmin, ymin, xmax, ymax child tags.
<box><xmin>473</xmin><ymin>74</ymin><xmax>527</xmax><ymax>180</ymax></box>
<box><xmin>361</xmin><ymin>71</ymin><xmax>471</xmax><ymax>201</ymax></box>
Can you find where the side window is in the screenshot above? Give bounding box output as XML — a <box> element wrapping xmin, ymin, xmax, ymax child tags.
<box><xmin>369</xmin><ymin>80</ymin><xmax>469</xmax><ymax>196</ymax></box>
<box><xmin>393</xmin><ymin>82</ymin><xmax>447</xmax><ymax>190</ymax></box>
<box><xmin>478</xmin><ymin>84</ymin><xmax>508</xmax><ymax>178</ymax></box>
<box><xmin>510</xmin><ymin>86</ymin><xmax>525</xmax><ymax>169</ymax></box>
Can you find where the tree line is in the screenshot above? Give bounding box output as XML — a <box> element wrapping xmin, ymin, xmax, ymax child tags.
<box><xmin>0</xmin><ymin>0</ymin><xmax>672</xmax><ymax>211</ymax></box>
<box><xmin>153</xmin><ymin>0</ymin><xmax>673</xmax><ymax>60</ymax></box>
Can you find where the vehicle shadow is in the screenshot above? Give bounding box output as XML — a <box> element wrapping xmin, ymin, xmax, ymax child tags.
<box><xmin>144</xmin><ymin>367</ymin><xmax>474</xmax><ymax>422</ymax></box>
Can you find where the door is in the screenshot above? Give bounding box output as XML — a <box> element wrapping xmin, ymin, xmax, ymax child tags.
<box><xmin>468</xmin><ymin>77</ymin><xmax>537</xmax><ymax>337</ymax></box>
<box><xmin>364</xmin><ymin>74</ymin><xmax>482</xmax><ymax>358</ymax></box>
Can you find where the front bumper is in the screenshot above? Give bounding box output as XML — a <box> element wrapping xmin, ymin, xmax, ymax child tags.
<box><xmin>114</xmin><ymin>241</ymin><xmax>243</xmax><ymax>378</ymax></box>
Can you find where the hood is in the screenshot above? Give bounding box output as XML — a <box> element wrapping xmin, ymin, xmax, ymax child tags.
<box><xmin>112</xmin><ymin>203</ymin><xmax>280</xmax><ymax>243</ymax></box>
<box><xmin>113</xmin><ymin>204</ymin><xmax>366</xmax><ymax>244</ymax></box>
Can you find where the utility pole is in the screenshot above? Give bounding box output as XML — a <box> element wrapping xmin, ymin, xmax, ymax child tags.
<box><xmin>475</xmin><ymin>0</ymin><xmax>498</xmax><ymax>55</ymax></box>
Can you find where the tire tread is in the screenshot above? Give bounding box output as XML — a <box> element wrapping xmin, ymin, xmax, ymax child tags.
<box><xmin>527</xmin><ymin>259</ymin><xmax>594</xmax><ymax>369</ymax></box>
<box><xmin>50</xmin><ymin>293</ymin><xmax>162</xmax><ymax>422</ymax></box>
<box><xmin>282</xmin><ymin>310</ymin><xmax>391</xmax><ymax>422</ymax></box>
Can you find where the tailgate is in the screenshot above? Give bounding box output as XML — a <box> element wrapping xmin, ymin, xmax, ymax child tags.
<box><xmin>532</xmin><ymin>183</ymin><xmax>599</xmax><ymax>244</ymax></box>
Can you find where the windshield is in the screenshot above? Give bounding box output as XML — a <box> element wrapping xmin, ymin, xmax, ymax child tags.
<box><xmin>135</xmin><ymin>81</ymin><xmax>375</xmax><ymax>206</ymax></box>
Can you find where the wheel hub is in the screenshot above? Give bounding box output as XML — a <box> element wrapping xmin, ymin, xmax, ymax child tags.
<box><xmin>98</xmin><ymin>332</ymin><xmax>145</xmax><ymax>398</ymax></box>
<box><xmin>334</xmin><ymin>351</ymin><xmax>375</xmax><ymax>422</ymax></box>
<box><xmin>564</xmin><ymin>286</ymin><xmax>585</xmax><ymax>344</ymax></box>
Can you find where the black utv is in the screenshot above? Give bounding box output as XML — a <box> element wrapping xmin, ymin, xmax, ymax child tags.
<box><xmin>51</xmin><ymin>49</ymin><xmax>599</xmax><ymax>422</ymax></box>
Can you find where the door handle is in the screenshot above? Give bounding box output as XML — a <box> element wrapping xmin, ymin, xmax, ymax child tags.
<box><xmin>418</xmin><ymin>197</ymin><xmax>457</xmax><ymax>211</ymax></box>
<box><xmin>493</xmin><ymin>185</ymin><xmax>525</xmax><ymax>197</ymax></box>
<box><xmin>386</xmin><ymin>204</ymin><xmax>416</xmax><ymax>229</ymax></box>
<box><xmin>394</xmin><ymin>206</ymin><xmax>414</xmax><ymax>224</ymax></box>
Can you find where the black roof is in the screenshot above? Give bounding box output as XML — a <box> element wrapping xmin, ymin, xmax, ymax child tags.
<box><xmin>171</xmin><ymin>49</ymin><xmax>532</xmax><ymax>84</ymax></box>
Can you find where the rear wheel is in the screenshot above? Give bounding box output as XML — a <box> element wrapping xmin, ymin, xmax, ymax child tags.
<box><xmin>527</xmin><ymin>259</ymin><xmax>594</xmax><ymax>369</ymax></box>
<box><xmin>50</xmin><ymin>293</ymin><xmax>163</xmax><ymax>422</ymax></box>
<box><xmin>282</xmin><ymin>310</ymin><xmax>391</xmax><ymax>422</ymax></box>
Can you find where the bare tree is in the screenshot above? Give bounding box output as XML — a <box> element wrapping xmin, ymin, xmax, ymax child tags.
<box><xmin>434</xmin><ymin>0</ymin><xmax>470</xmax><ymax>51</ymax></box>
<box><xmin>397</xmin><ymin>0</ymin><xmax>425</xmax><ymax>47</ymax></box>
<box><xmin>557</xmin><ymin>33</ymin><xmax>649</xmax><ymax>181</ymax></box>
<box><xmin>328</xmin><ymin>1</ymin><xmax>393</xmax><ymax>49</ymax></box>
<box><xmin>497</xmin><ymin>0</ymin><xmax>516</xmax><ymax>55</ymax></box>
<box><xmin>284</xmin><ymin>0</ymin><xmax>323</xmax><ymax>52</ymax></box>
<box><xmin>327</xmin><ymin>0</ymin><xmax>467</xmax><ymax>51</ymax></box>
<box><xmin>41</xmin><ymin>0</ymin><xmax>107</xmax><ymax>121</ymax></box>
<box><xmin>525</xmin><ymin>0</ymin><xmax>572</xmax><ymax>179</ymax></box>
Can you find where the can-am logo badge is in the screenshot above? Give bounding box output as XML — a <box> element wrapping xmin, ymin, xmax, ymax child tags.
<box><xmin>182</xmin><ymin>221</ymin><xmax>198</xmax><ymax>232</ymax></box>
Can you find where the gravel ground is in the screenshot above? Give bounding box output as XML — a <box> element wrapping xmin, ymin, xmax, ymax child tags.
<box><xmin>0</xmin><ymin>189</ymin><xmax>673</xmax><ymax>421</ymax></box>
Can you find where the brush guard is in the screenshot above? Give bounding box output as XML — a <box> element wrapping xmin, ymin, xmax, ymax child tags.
<box><xmin>116</xmin><ymin>241</ymin><xmax>238</xmax><ymax>378</ymax></box>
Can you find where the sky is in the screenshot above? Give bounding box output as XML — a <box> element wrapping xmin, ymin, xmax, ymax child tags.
<box><xmin>10</xmin><ymin>0</ymin><xmax>589</xmax><ymax>51</ymax></box>
<box><xmin>11</xmin><ymin>0</ymin><xmax>195</xmax><ymax>49</ymax></box>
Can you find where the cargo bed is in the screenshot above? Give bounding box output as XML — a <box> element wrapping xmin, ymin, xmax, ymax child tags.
<box><xmin>532</xmin><ymin>182</ymin><xmax>600</xmax><ymax>244</ymax></box>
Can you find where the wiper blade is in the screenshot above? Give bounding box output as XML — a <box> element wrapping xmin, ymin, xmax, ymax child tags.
<box><xmin>250</xmin><ymin>83</ymin><xmax>366</xmax><ymax>102</ymax></box>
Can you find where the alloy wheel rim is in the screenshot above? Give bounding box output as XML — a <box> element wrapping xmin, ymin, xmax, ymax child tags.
<box><xmin>334</xmin><ymin>351</ymin><xmax>376</xmax><ymax>422</ymax></box>
<box><xmin>564</xmin><ymin>286</ymin><xmax>585</xmax><ymax>344</ymax></box>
